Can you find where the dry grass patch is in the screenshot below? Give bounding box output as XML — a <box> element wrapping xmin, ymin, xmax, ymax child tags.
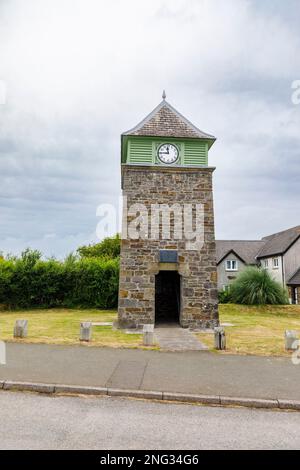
<box><xmin>0</xmin><ymin>308</ymin><xmax>147</xmax><ymax>349</ymax></box>
<box><xmin>1</xmin><ymin>304</ymin><xmax>299</xmax><ymax>355</ymax></box>
<box><xmin>197</xmin><ymin>304</ymin><xmax>300</xmax><ymax>357</ymax></box>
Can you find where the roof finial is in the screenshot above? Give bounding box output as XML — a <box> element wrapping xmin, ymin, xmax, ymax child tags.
<box><xmin>162</xmin><ymin>89</ymin><xmax>166</xmax><ymax>100</ymax></box>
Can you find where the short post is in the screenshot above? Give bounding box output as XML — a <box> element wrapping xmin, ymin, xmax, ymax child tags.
<box><xmin>0</xmin><ymin>340</ymin><xmax>6</xmax><ymax>365</ymax></box>
<box><xmin>214</xmin><ymin>326</ymin><xmax>226</xmax><ymax>350</ymax></box>
<box><xmin>80</xmin><ymin>322</ymin><xmax>92</xmax><ymax>342</ymax></box>
<box><xmin>285</xmin><ymin>330</ymin><xmax>299</xmax><ymax>351</ymax></box>
<box><xmin>143</xmin><ymin>324</ymin><xmax>154</xmax><ymax>346</ymax></box>
<box><xmin>14</xmin><ymin>319</ymin><xmax>28</xmax><ymax>338</ymax></box>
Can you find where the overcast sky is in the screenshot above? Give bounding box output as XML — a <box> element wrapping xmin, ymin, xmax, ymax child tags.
<box><xmin>0</xmin><ymin>0</ymin><xmax>299</xmax><ymax>258</ymax></box>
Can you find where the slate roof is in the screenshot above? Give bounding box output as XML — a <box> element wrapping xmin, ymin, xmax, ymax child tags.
<box><xmin>257</xmin><ymin>225</ymin><xmax>300</xmax><ymax>258</ymax></box>
<box><xmin>287</xmin><ymin>268</ymin><xmax>300</xmax><ymax>286</ymax></box>
<box><xmin>216</xmin><ymin>240</ymin><xmax>266</xmax><ymax>265</ymax></box>
<box><xmin>123</xmin><ymin>99</ymin><xmax>216</xmax><ymax>146</ymax></box>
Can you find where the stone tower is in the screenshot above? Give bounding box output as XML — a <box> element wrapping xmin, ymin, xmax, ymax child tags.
<box><xmin>118</xmin><ymin>94</ymin><xmax>219</xmax><ymax>329</ymax></box>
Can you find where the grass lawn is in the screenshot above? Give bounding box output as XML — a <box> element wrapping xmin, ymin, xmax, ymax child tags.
<box><xmin>197</xmin><ymin>304</ymin><xmax>300</xmax><ymax>357</ymax></box>
<box><xmin>0</xmin><ymin>308</ymin><xmax>145</xmax><ymax>349</ymax></box>
<box><xmin>0</xmin><ymin>305</ymin><xmax>299</xmax><ymax>356</ymax></box>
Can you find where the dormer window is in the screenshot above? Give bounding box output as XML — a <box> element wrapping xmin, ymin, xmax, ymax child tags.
<box><xmin>226</xmin><ymin>260</ymin><xmax>238</xmax><ymax>271</ymax></box>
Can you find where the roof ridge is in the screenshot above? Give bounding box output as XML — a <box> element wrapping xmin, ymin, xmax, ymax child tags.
<box><xmin>122</xmin><ymin>100</ymin><xmax>165</xmax><ymax>136</ymax></box>
<box><xmin>262</xmin><ymin>225</ymin><xmax>300</xmax><ymax>240</ymax></box>
<box><xmin>122</xmin><ymin>99</ymin><xmax>216</xmax><ymax>142</ymax></box>
<box><xmin>287</xmin><ymin>266</ymin><xmax>300</xmax><ymax>285</ymax></box>
<box><xmin>216</xmin><ymin>240</ymin><xmax>267</xmax><ymax>265</ymax></box>
<box><xmin>216</xmin><ymin>239</ymin><xmax>265</xmax><ymax>243</ymax></box>
<box><xmin>163</xmin><ymin>100</ymin><xmax>216</xmax><ymax>140</ymax></box>
<box><xmin>288</xmin><ymin>265</ymin><xmax>300</xmax><ymax>281</ymax></box>
<box><xmin>258</xmin><ymin>225</ymin><xmax>300</xmax><ymax>258</ymax></box>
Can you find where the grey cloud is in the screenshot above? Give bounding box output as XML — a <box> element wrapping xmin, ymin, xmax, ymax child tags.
<box><xmin>0</xmin><ymin>0</ymin><xmax>299</xmax><ymax>257</ymax></box>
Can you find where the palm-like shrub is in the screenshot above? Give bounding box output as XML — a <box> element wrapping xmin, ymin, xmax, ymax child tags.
<box><xmin>230</xmin><ymin>267</ymin><xmax>289</xmax><ymax>305</ymax></box>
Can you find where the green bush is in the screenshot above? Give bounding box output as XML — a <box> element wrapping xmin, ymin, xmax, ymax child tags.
<box><xmin>0</xmin><ymin>249</ymin><xmax>119</xmax><ymax>309</ymax></box>
<box><xmin>64</xmin><ymin>257</ymin><xmax>119</xmax><ymax>308</ymax></box>
<box><xmin>77</xmin><ymin>234</ymin><xmax>121</xmax><ymax>259</ymax></box>
<box><xmin>218</xmin><ymin>289</ymin><xmax>232</xmax><ymax>304</ymax></box>
<box><xmin>230</xmin><ymin>267</ymin><xmax>289</xmax><ymax>305</ymax></box>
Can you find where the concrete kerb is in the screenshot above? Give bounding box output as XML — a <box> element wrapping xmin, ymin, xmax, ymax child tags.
<box><xmin>220</xmin><ymin>396</ymin><xmax>278</xmax><ymax>409</ymax></box>
<box><xmin>3</xmin><ymin>381</ymin><xmax>55</xmax><ymax>394</ymax></box>
<box><xmin>163</xmin><ymin>391</ymin><xmax>220</xmax><ymax>405</ymax></box>
<box><xmin>278</xmin><ymin>399</ymin><xmax>300</xmax><ymax>411</ymax></box>
<box><xmin>1</xmin><ymin>380</ymin><xmax>300</xmax><ymax>411</ymax></box>
<box><xmin>108</xmin><ymin>388</ymin><xmax>163</xmax><ymax>400</ymax></box>
<box><xmin>55</xmin><ymin>384</ymin><xmax>108</xmax><ymax>396</ymax></box>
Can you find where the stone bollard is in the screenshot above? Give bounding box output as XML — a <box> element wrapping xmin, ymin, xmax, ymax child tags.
<box><xmin>80</xmin><ymin>322</ymin><xmax>92</xmax><ymax>342</ymax></box>
<box><xmin>0</xmin><ymin>340</ymin><xmax>6</xmax><ymax>365</ymax></box>
<box><xmin>143</xmin><ymin>324</ymin><xmax>154</xmax><ymax>346</ymax></box>
<box><xmin>285</xmin><ymin>330</ymin><xmax>299</xmax><ymax>351</ymax></box>
<box><xmin>214</xmin><ymin>326</ymin><xmax>226</xmax><ymax>350</ymax></box>
<box><xmin>14</xmin><ymin>319</ymin><xmax>28</xmax><ymax>338</ymax></box>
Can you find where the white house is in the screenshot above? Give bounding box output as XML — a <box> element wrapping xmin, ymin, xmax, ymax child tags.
<box><xmin>216</xmin><ymin>225</ymin><xmax>300</xmax><ymax>304</ymax></box>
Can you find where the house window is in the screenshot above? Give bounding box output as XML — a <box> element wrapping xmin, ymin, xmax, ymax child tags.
<box><xmin>263</xmin><ymin>259</ymin><xmax>269</xmax><ymax>268</ymax></box>
<box><xmin>272</xmin><ymin>257</ymin><xmax>279</xmax><ymax>269</ymax></box>
<box><xmin>226</xmin><ymin>260</ymin><xmax>238</xmax><ymax>271</ymax></box>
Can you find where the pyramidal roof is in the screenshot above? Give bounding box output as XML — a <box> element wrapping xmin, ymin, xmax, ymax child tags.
<box><xmin>123</xmin><ymin>97</ymin><xmax>216</xmax><ymax>145</ymax></box>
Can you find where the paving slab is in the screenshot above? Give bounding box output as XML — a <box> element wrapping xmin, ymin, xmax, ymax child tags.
<box><xmin>106</xmin><ymin>360</ymin><xmax>148</xmax><ymax>389</ymax></box>
<box><xmin>0</xmin><ymin>343</ymin><xmax>299</xmax><ymax>401</ymax></box>
<box><xmin>141</xmin><ymin>351</ymin><xmax>300</xmax><ymax>399</ymax></box>
<box><xmin>155</xmin><ymin>325</ymin><xmax>207</xmax><ymax>351</ymax></box>
<box><xmin>0</xmin><ymin>343</ymin><xmax>120</xmax><ymax>387</ymax></box>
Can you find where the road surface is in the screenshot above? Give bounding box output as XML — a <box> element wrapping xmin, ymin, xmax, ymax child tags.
<box><xmin>0</xmin><ymin>391</ymin><xmax>299</xmax><ymax>450</ymax></box>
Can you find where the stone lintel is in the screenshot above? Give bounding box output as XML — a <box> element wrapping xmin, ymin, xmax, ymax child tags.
<box><xmin>158</xmin><ymin>262</ymin><xmax>178</xmax><ymax>271</ymax></box>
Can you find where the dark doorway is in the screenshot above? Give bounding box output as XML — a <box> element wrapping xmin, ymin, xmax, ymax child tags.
<box><xmin>155</xmin><ymin>271</ymin><xmax>180</xmax><ymax>324</ymax></box>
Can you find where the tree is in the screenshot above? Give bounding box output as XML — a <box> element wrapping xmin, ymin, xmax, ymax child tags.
<box><xmin>20</xmin><ymin>248</ymin><xmax>41</xmax><ymax>267</ymax></box>
<box><xmin>230</xmin><ymin>266</ymin><xmax>289</xmax><ymax>305</ymax></box>
<box><xmin>77</xmin><ymin>234</ymin><xmax>121</xmax><ymax>259</ymax></box>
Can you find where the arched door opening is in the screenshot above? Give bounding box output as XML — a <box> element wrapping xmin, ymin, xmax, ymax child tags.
<box><xmin>155</xmin><ymin>271</ymin><xmax>181</xmax><ymax>324</ymax></box>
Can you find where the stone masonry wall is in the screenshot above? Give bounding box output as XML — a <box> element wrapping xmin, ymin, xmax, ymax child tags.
<box><xmin>118</xmin><ymin>164</ymin><xmax>219</xmax><ymax>329</ymax></box>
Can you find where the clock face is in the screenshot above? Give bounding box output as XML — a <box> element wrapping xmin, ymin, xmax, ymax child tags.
<box><xmin>157</xmin><ymin>143</ymin><xmax>179</xmax><ymax>164</ymax></box>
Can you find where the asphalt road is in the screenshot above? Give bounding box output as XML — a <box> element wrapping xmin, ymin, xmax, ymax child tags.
<box><xmin>0</xmin><ymin>391</ymin><xmax>300</xmax><ymax>449</ymax></box>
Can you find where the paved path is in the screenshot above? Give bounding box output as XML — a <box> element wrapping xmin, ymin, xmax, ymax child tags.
<box><xmin>155</xmin><ymin>324</ymin><xmax>207</xmax><ymax>351</ymax></box>
<box><xmin>0</xmin><ymin>391</ymin><xmax>300</xmax><ymax>449</ymax></box>
<box><xmin>0</xmin><ymin>343</ymin><xmax>300</xmax><ymax>401</ymax></box>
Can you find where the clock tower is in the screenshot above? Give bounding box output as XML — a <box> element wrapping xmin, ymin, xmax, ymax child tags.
<box><xmin>118</xmin><ymin>93</ymin><xmax>219</xmax><ymax>329</ymax></box>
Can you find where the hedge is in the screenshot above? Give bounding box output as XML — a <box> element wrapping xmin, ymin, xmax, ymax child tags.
<box><xmin>0</xmin><ymin>250</ymin><xmax>119</xmax><ymax>309</ymax></box>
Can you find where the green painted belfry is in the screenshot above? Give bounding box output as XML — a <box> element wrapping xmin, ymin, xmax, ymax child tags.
<box><xmin>118</xmin><ymin>93</ymin><xmax>219</xmax><ymax>329</ymax></box>
<box><xmin>121</xmin><ymin>92</ymin><xmax>216</xmax><ymax>167</ymax></box>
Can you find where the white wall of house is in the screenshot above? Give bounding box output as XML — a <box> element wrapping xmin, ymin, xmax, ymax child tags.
<box><xmin>260</xmin><ymin>255</ymin><xmax>284</xmax><ymax>285</ymax></box>
<box><xmin>217</xmin><ymin>253</ymin><xmax>247</xmax><ymax>291</ymax></box>
<box><xmin>283</xmin><ymin>237</ymin><xmax>300</xmax><ymax>282</ymax></box>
